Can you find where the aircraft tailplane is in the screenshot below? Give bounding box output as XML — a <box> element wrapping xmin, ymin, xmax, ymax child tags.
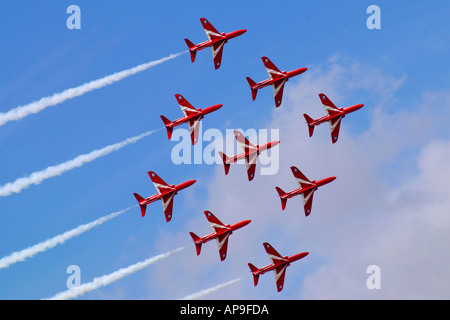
<box><xmin>218</xmin><ymin>151</ymin><xmax>231</xmax><ymax>175</ymax></box>
<box><xmin>189</xmin><ymin>232</ymin><xmax>202</xmax><ymax>255</ymax></box>
<box><xmin>133</xmin><ymin>193</ymin><xmax>147</xmax><ymax>217</ymax></box>
<box><xmin>160</xmin><ymin>115</ymin><xmax>174</xmax><ymax>139</ymax></box>
<box><xmin>275</xmin><ymin>187</ymin><xmax>288</xmax><ymax>210</ymax></box>
<box><xmin>246</xmin><ymin>77</ymin><xmax>258</xmax><ymax>101</ymax></box>
<box><xmin>248</xmin><ymin>263</ymin><xmax>260</xmax><ymax>286</ymax></box>
<box><xmin>184</xmin><ymin>39</ymin><xmax>197</xmax><ymax>62</ymax></box>
<box><xmin>303</xmin><ymin>114</ymin><xmax>315</xmax><ymax>137</ymax></box>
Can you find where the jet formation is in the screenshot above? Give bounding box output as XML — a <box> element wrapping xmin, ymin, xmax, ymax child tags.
<box><xmin>132</xmin><ymin>17</ymin><xmax>364</xmax><ymax>293</ymax></box>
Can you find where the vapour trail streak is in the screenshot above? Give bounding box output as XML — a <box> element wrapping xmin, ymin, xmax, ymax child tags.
<box><xmin>179</xmin><ymin>278</ymin><xmax>243</xmax><ymax>300</ymax></box>
<box><xmin>0</xmin><ymin>206</ymin><xmax>136</xmax><ymax>270</ymax></box>
<box><xmin>45</xmin><ymin>247</ymin><xmax>185</xmax><ymax>300</ymax></box>
<box><xmin>0</xmin><ymin>128</ymin><xmax>161</xmax><ymax>197</ymax></box>
<box><xmin>0</xmin><ymin>51</ymin><xmax>187</xmax><ymax>127</ymax></box>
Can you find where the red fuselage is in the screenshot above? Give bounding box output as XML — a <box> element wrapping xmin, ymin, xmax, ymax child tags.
<box><xmin>166</xmin><ymin>104</ymin><xmax>223</xmax><ymax>128</ymax></box>
<box><xmin>310</xmin><ymin>104</ymin><xmax>364</xmax><ymax>126</ymax></box>
<box><xmin>282</xmin><ymin>176</ymin><xmax>336</xmax><ymax>199</ymax></box>
<box><xmin>251</xmin><ymin>68</ymin><xmax>308</xmax><ymax>89</ymax></box>
<box><xmin>252</xmin><ymin>252</ymin><xmax>309</xmax><ymax>276</ymax></box>
<box><xmin>140</xmin><ymin>180</ymin><xmax>196</xmax><ymax>205</ymax></box>
<box><xmin>226</xmin><ymin>140</ymin><xmax>280</xmax><ymax>164</ymax></box>
<box><xmin>192</xmin><ymin>29</ymin><xmax>247</xmax><ymax>51</ymax></box>
<box><xmin>194</xmin><ymin>220</ymin><xmax>251</xmax><ymax>244</ymax></box>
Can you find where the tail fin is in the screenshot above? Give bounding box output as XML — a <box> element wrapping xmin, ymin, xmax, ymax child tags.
<box><xmin>218</xmin><ymin>151</ymin><xmax>231</xmax><ymax>175</ymax></box>
<box><xmin>133</xmin><ymin>193</ymin><xmax>147</xmax><ymax>217</ymax></box>
<box><xmin>160</xmin><ymin>115</ymin><xmax>174</xmax><ymax>139</ymax></box>
<box><xmin>246</xmin><ymin>77</ymin><xmax>258</xmax><ymax>101</ymax></box>
<box><xmin>303</xmin><ymin>114</ymin><xmax>315</xmax><ymax>137</ymax></box>
<box><xmin>184</xmin><ymin>39</ymin><xmax>197</xmax><ymax>63</ymax></box>
<box><xmin>248</xmin><ymin>263</ymin><xmax>260</xmax><ymax>286</ymax></box>
<box><xmin>275</xmin><ymin>187</ymin><xmax>288</xmax><ymax>210</ymax></box>
<box><xmin>189</xmin><ymin>232</ymin><xmax>202</xmax><ymax>256</ymax></box>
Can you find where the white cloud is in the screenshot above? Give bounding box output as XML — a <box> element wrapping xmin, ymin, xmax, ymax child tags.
<box><xmin>300</xmin><ymin>139</ymin><xmax>450</xmax><ymax>299</ymax></box>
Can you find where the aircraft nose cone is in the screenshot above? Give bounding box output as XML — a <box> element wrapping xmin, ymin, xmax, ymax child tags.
<box><xmin>348</xmin><ymin>104</ymin><xmax>364</xmax><ymax>113</ymax></box>
<box><xmin>178</xmin><ymin>180</ymin><xmax>196</xmax><ymax>190</ymax></box>
<box><xmin>234</xmin><ymin>219</ymin><xmax>251</xmax><ymax>230</ymax></box>
<box><xmin>271</xmin><ymin>141</ymin><xmax>280</xmax><ymax>147</ymax></box>
<box><xmin>229</xmin><ymin>29</ymin><xmax>247</xmax><ymax>39</ymax></box>
<box><xmin>289</xmin><ymin>251</ymin><xmax>309</xmax><ymax>263</ymax></box>
<box><xmin>204</xmin><ymin>104</ymin><xmax>223</xmax><ymax>115</ymax></box>
<box><xmin>213</xmin><ymin>104</ymin><xmax>223</xmax><ymax>111</ymax></box>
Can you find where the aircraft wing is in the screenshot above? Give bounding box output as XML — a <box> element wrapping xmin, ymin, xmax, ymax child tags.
<box><xmin>234</xmin><ymin>130</ymin><xmax>258</xmax><ymax>179</ymax></box>
<box><xmin>319</xmin><ymin>93</ymin><xmax>341</xmax><ymax>116</ymax></box>
<box><xmin>234</xmin><ymin>130</ymin><xmax>256</xmax><ymax>149</ymax></box>
<box><xmin>188</xmin><ymin>116</ymin><xmax>202</xmax><ymax>145</ymax></box>
<box><xmin>148</xmin><ymin>171</ymin><xmax>175</xmax><ymax>194</ymax></box>
<box><xmin>274</xmin><ymin>264</ymin><xmax>288</xmax><ymax>292</ymax></box>
<box><xmin>204</xmin><ymin>211</ymin><xmax>227</xmax><ymax>232</ymax></box>
<box><xmin>175</xmin><ymin>94</ymin><xmax>201</xmax><ymax>117</ymax></box>
<box><xmin>263</xmin><ymin>242</ymin><xmax>286</xmax><ymax>265</ymax></box>
<box><xmin>216</xmin><ymin>233</ymin><xmax>230</xmax><ymax>261</ymax></box>
<box><xmin>261</xmin><ymin>56</ymin><xmax>284</xmax><ymax>79</ymax></box>
<box><xmin>211</xmin><ymin>40</ymin><xmax>226</xmax><ymax>69</ymax></box>
<box><xmin>161</xmin><ymin>193</ymin><xmax>175</xmax><ymax>222</ymax></box>
<box><xmin>290</xmin><ymin>166</ymin><xmax>314</xmax><ymax>189</ymax></box>
<box><xmin>328</xmin><ymin>115</ymin><xmax>344</xmax><ymax>143</ymax></box>
<box><xmin>272</xmin><ymin>79</ymin><xmax>287</xmax><ymax>108</ymax></box>
<box><xmin>301</xmin><ymin>188</ymin><xmax>315</xmax><ymax>216</ymax></box>
<box><xmin>245</xmin><ymin>150</ymin><xmax>258</xmax><ymax>181</ymax></box>
<box><xmin>263</xmin><ymin>242</ymin><xmax>289</xmax><ymax>292</ymax></box>
<box><xmin>291</xmin><ymin>167</ymin><xmax>317</xmax><ymax>215</ymax></box>
<box><xmin>200</xmin><ymin>18</ymin><xmax>224</xmax><ymax>41</ymax></box>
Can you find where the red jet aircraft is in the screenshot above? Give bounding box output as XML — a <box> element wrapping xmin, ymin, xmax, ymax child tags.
<box><xmin>218</xmin><ymin>130</ymin><xmax>280</xmax><ymax>181</ymax></box>
<box><xmin>160</xmin><ymin>94</ymin><xmax>222</xmax><ymax>145</ymax></box>
<box><xmin>189</xmin><ymin>211</ymin><xmax>251</xmax><ymax>261</ymax></box>
<box><xmin>303</xmin><ymin>93</ymin><xmax>364</xmax><ymax>143</ymax></box>
<box><xmin>246</xmin><ymin>56</ymin><xmax>308</xmax><ymax>108</ymax></box>
<box><xmin>248</xmin><ymin>242</ymin><xmax>309</xmax><ymax>292</ymax></box>
<box><xmin>133</xmin><ymin>171</ymin><xmax>196</xmax><ymax>222</ymax></box>
<box><xmin>185</xmin><ymin>18</ymin><xmax>247</xmax><ymax>69</ymax></box>
<box><xmin>275</xmin><ymin>166</ymin><xmax>336</xmax><ymax>216</ymax></box>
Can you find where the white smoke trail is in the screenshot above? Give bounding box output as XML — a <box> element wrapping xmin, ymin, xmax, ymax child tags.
<box><xmin>45</xmin><ymin>247</ymin><xmax>185</xmax><ymax>300</ymax></box>
<box><xmin>0</xmin><ymin>128</ymin><xmax>161</xmax><ymax>197</ymax></box>
<box><xmin>0</xmin><ymin>51</ymin><xmax>186</xmax><ymax>127</ymax></box>
<box><xmin>0</xmin><ymin>206</ymin><xmax>135</xmax><ymax>269</ymax></box>
<box><xmin>179</xmin><ymin>278</ymin><xmax>243</xmax><ymax>300</ymax></box>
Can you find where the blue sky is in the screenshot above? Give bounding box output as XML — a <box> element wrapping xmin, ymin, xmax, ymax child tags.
<box><xmin>1</xmin><ymin>1</ymin><xmax>449</xmax><ymax>300</ymax></box>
